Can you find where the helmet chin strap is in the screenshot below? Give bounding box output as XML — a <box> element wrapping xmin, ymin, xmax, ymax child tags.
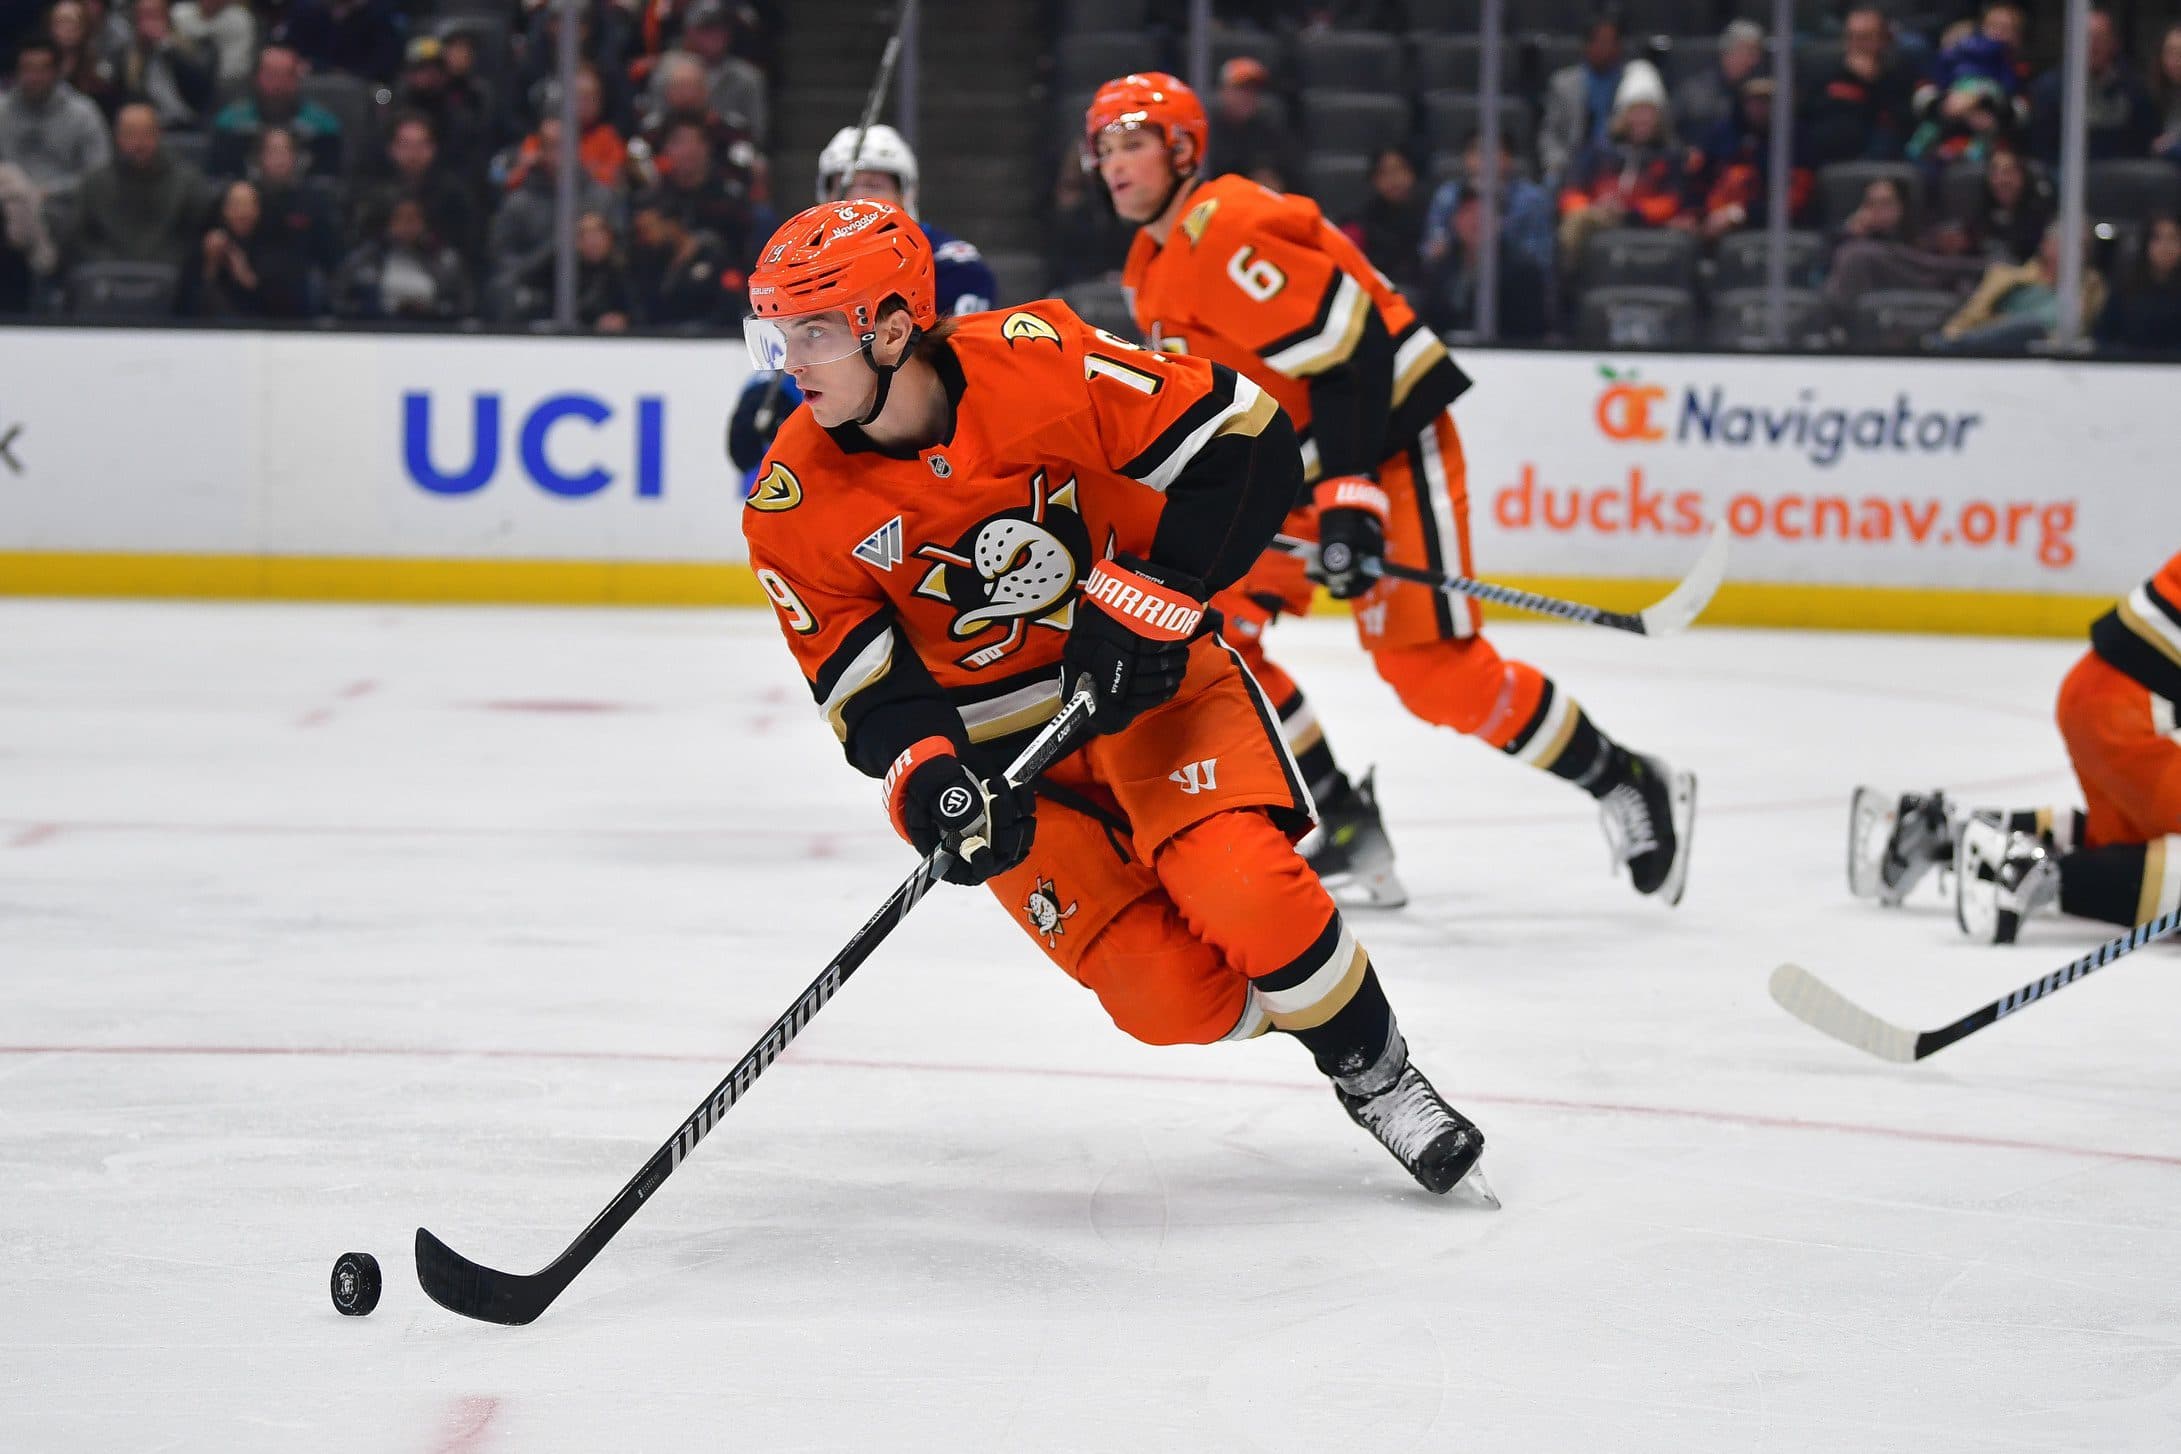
<box><xmin>853</xmin><ymin>327</ymin><xmax>922</xmax><ymax>428</ymax></box>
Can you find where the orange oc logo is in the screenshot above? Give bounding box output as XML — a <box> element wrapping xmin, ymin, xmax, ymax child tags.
<box><xmin>1594</xmin><ymin>366</ymin><xmax>1666</xmax><ymax>442</ymax></box>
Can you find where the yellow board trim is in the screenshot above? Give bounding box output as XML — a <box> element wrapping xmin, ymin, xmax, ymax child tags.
<box><xmin>0</xmin><ymin>552</ymin><xmax>773</xmax><ymax>607</ymax></box>
<box><xmin>0</xmin><ymin>551</ymin><xmax>2112</xmax><ymax>638</ymax></box>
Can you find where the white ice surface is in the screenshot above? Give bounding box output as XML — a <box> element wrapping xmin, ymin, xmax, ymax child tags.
<box><xmin>3</xmin><ymin>601</ymin><xmax>2179</xmax><ymax>1453</ymax></box>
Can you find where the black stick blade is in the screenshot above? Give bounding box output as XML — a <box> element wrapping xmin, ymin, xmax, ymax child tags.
<box><xmin>415</xmin><ymin>1226</ymin><xmax>561</xmax><ymax>1326</ymax></box>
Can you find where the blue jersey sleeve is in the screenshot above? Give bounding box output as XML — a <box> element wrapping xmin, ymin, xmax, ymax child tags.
<box><xmin>730</xmin><ymin>371</ymin><xmax>803</xmax><ymax>481</ymax></box>
<box><xmin>923</xmin><ymin>223</ymin><xmax>997</xmax><ymax>314</ymax></box>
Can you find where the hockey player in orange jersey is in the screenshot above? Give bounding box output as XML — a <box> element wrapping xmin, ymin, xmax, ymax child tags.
<box><xmin>739</xmin><ymin>197</ymin><xmax>1496</xmax><ymax>1201</ymax></box>
<box><xmin>1851</xmin><ymin>550</ymin><xmax>2181</xmax><ymax>942</ymax></box>
<box><xmin>1086</xmin><ymin>72</ymin><xmax>1695</xmax><ymax>911</ymax></box>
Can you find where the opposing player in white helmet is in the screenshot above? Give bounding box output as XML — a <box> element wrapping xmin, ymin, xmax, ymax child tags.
<box><xmin>730</xmin><ymin>124</ymin><xmax>998</xmax><ymax>478</ymax></box>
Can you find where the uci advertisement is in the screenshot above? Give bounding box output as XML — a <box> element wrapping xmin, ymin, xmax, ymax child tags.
<box><xmin>1454</xmin><ymin>351</ymin><xmax>2170</xmax><ymax>602</ymax></box>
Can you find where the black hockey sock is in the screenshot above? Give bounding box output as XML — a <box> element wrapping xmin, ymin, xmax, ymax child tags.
<box><xmin>1284</xmin><ymin>964</ymin><xmax>1398</xmax><ymax>1090</ymax></box>
<box><xmin>2003</xmin><ymin>806</ymin><xmax>2087</xmax><ymax>855</ymax></box>
<box><xmin>1551</xmin><ymin>709</ymin><xmax>1631</xmax><ymax>799</ymax></box>
<box><xmin>2061</xmin><ymin>838</ymin><xmax>2180</xmax><ymax>927</ymax></box>
<box><xmin>1276</xmin><ymin>687</ymin><xmax>1352</xmax><ymax>806</ymax></box>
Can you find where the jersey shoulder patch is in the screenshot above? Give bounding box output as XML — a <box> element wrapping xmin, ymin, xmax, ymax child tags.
<box><xmin>747</xmin><ymin>459</ymin><xmax>803</xmax><ymax>512</ymax></box>
<box><xmin>933</xmin><ymin>238</ymin><xmax>984</xmax><ymax>264</ymax></box>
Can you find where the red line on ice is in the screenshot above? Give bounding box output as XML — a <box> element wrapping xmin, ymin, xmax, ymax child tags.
<box><xmin>426</xmin><ymin>1394</ymin><xmax>500</xmax><ymax>1454</ymax></box>
<box><xmin>3</xmin><ymin>1041</ymin><xmax>2178</xmax><ymax>1170</ymax></box>
<box><xmin>8</xmin><ymin>823</ymin><xmax>59</xmax><ymax>847</ymax></box>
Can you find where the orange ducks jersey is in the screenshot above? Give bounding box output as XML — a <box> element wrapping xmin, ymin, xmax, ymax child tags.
<box><xmin>2091</xmin><ymin>550</ymin><xmax>2181</xmax><ymax>705</ymax></box>
<box><xmin>1122</xmin><ymin>174</ymin><xmax>1470</xmax><ymax>485</ymax></box>
<box><xmin>743</xmin><ymin>300</ymin><xmax>1295</xmax><ymax>779</ymax></box>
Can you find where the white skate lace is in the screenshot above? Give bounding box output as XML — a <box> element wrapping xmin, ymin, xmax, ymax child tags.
<box><xmin>1598</xmin><ymin>781</ymin><xmax>1659</xmax><ymax>865</ymax></box>
<box><xmin>1354</xmin><ymin>1069</ymin><xmax>1459</xmax><ymax>1166</ymax></box>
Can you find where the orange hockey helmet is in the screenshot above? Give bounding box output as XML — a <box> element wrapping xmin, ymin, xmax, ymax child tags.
<box><xmin>744</xmin><ymin>199</ymin><xmax>937</xmax><ymax>424</ymax></box>
<box><xmin>1083</xmin><ymin>71</ymin><xmax>1208</xmax><ymax>175</ymax></box>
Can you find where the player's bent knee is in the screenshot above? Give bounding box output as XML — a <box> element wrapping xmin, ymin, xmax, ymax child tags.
<box><xmin>1369</xmin><ymin>637</ymin><xmax>1511</xmax><ymax>736</ymax></box>
<box><xmin>1152</xmin><ymin>813</ymin><xmax>1339</xmax><ymax>976</ymax></box>
<box><xmin>1070</xmin><ymin>894</ymin><xmax>1251</xmax><ymax>1046</ymax></box>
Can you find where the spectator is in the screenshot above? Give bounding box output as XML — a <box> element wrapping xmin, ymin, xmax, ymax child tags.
<box><xmin>78</xmin><ymin>0</ymin><xmax>133</xmax><ymax>56</ymax></box>
<box><xmin>1970</xmin><ymin>145</ymin><xmax>2051</xmax><ymax>263</ymax></box>
<box><xmin>650</xmin><ymin>119</ymin><xmax>755</xmax><ymax>262</ymax></box>
<box><xmin>0</xmin><ymin>37</ymin><xmax>113</xmax><ymax>199</ymax></box>
<box><xmin>508</xmin><ymin>65</ymin><xmax>627</xmax><ymax>192</ymax></box>
<box><xmin>250</xmin><ymin>124</ymin><xmax>341</xmax><ymax>277</ymax></box>
<box><xmin>210</xmin><ymin>46</ymin><xmax>343</xmax><ymax>177</ymax></box>
<box><xmin>1420</xmin><ymin>129</ymin><xmax>1554</xmax><ymax>339</ymax></box>
<box><xmin>1676</xmin><ymin>21</ymin><xmax>1764</xmax><ymax>143</ymax></box>
<box><xmin>1691</xmin><ymin>76</ymin><xmax>1813</xmax><ymax>242</ymax></box>
<box><xmin>1823</xmin><ymin>176</ymin><xmax>1987</xmax><ymax>313</ymax></box>
<box><xmin>1343</xmin><ymin>147</ymin><xmax>1425</xmax><ymax>295</ymax></box>
<box><xmin>518</xmin><ymin>208</ymin><xmax>634</xmax><ymax>328</ymax></box>
<box><xmin>0</xmin><ymin>161</ymin><xmax>60</xmax><ymax>312</ymax></box>
<box><xmin>2152</xmin><ymin>24</ymin><xmax>2181</xmax><ymax>163</ymax></box>
<box><xmin>1805</xmin><ymin>5</ymin><xmax>1917</xmax><ymax>166</ymax></box>
<box><xmin>72</xmin><ymin>101</ymin><xmax>206</xmax><ymax>266</ymax></box>
<box><xmin>1556</xmin><ymin>61</ymin><xmax>1685</xmax><ymax>269</ymax></box>
<box><xmin>169</xmin><ymin>0</ymin><xmax>255</xmax><ymax>99</ymax></box>
<box><xmin>1541</xmin><ymin>13</ymin><xmax>1629</xmax><ymax>181</ymax></box>
<box><xmin>1203</xmin><ymin>56</ymin><xmax>1300</xmax><ymax>187</ymax></box>
<box><xmin>274</xmin><ymin>0</ymin><xmax>405</xmax><ymax>86</ymax></box>
<box><xmin>182</xmin><ymin>177</ymin><xmax>312</xmax><ymax>315</ymax></box>
<box><xmin>104</xmin><ymin>0</ymin><xmax>216</xmax><ymax>132</ymax></box>
<box><xmin>626</xmin><ymin>189</ymin><xmax>737</xmax><ymax>325</ymax></box>
<box><xmin>1909</xmin><ymin>2</ymin><xmax>2027</xmax><ymax>166</ymax></box>
<box><xmin>1931</xmin><ymin>221</ymin><xmax>2105</xmax><ymax>351</ymax></box>
<box><xmin>332</xmin><ymin>194</ymin><xmax>472</xmax><ymax>320</ymax></box>
<box><xmin>638</xmin><ymin>53</ymin><xmax>759</xmax><ymax>195</ymax></box>
<box><xmin>518</xmin><ymin>0</ymin><xmax>631</xmax><ymax>128</ymax></box>
<box><xmin>47</xmin><ymin>1</ymin><xmax>120</xmax><ymax>116</ymax></box>
<box><xmin>349</xmin><ymin>112</ymin><xmax>483</xmax><ymax>266</ymax></box>
<box><xmin>649</xmin><ymin>0</ymin><xmax>764</xmax><ymax>143</ymax></box>
<box><xmin>487</xmin><ymin>115</ymin><xmax>618</xmax><ymax>316</ymax></box>
<box><xmin>2096</xmin><ymin>212</ymin><xmax>2181</xmax><ymax>351</ymax></box>
<box><xmin>1045</xmin><ymin>152</ymin><xmax>1126</xmax><ymax>291</ymax></box>
<box><xmin>2029</xmin><ymin>8</ymin><xmax>2155</xmax><ymax>164</ymax></box>
<box><xmin>393</xmin><ymin>36</ymin><xmax>492</xmax><ymax>187</ymax></box>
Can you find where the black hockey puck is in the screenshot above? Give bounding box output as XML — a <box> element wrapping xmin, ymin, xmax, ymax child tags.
<box><xmin>331</xmin><ymin>1252</ymin><xmax>381</xmax><ymax>1316</ymax></box>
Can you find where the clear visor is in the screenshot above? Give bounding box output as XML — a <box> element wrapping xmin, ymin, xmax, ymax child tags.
<box><xmin>743</xmin><ymin>309</ymin><xmax>869</xmax><ymax>372</ymax></box>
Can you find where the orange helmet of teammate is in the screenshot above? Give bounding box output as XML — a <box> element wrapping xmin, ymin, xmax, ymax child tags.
<box><xmin>1083</xmin><ymin>71</ymin><xmax>1207</xmax><ymax>176</ymax></box>
<box><xmin>745</xmin><ymin>199</ymin><xmax>938</xmax><ymax>425</ymax></box>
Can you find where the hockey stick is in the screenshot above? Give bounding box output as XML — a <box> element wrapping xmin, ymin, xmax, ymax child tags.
<box><xmin>745</xmin><ymin>30</ymin><xmax>905</xmax><ymax>440</ymax></box>
<box><xmin>1768</xmin><ymin>907</ymin><xmax>2181</xmax><ymax>1063</ymax></box>
<box><xmin>416</xmin><ymin>688</ymin><xmax>1097</xmax><ymax>1325</ymax></box>
<box><xmin>1270</xmin><ymin>519</ymin><xmax>1730</xmax><ymax>636</ymax></box>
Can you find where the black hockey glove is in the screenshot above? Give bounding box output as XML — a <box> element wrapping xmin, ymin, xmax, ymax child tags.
<box><xmin>1063</xmin><ymin>554</ymin><xmax>1208</xmax><ymax>736</ymax></box>
<box><xmin>1309</xmin><ymin>476</ymin><xmax>1390</xmax><ymax>601</ymax></box>
<box><xmin>884</xmin><ymin>737</ymin><xmax>1036</xmax><ymax>886</ymax></box>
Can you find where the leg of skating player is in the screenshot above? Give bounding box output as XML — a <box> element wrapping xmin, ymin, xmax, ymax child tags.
<box><xmin>1321</xmin><ymin>419</ymin><xmax>1695</xmax><ymax>905</ymax></box>
<box><xmin>1215</xmin><ymin>545</ymin><xmax>1407</xmax><ymax>909</ymax></box>
<box><xmin>991</xmin><ymin>799</ymin><xmax>1490</xmax><ymax>1200</ymax></box>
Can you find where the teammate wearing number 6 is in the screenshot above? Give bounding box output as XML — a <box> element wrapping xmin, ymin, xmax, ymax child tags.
<box><xmin>1087</xmin><ymin>72</ymin><xmax>1695</xmax><ymax>909</ymax></box>
<box><xmin>739</xmin><ymin>198</ymin><xmax>1496</xmax><ymax>1202</ymax></box>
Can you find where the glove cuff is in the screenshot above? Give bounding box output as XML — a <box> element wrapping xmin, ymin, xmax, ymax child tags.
<box><xmin>1081</xmin><ymin>557</ymin><xmax>1206</xmax><ymax>643</ymax></box>
<box><xmin>1313</xmin><ymin>475</ymin><xmax>1390</xmax><ymax>521</ymax></box>
<box><xmin>882</xmin><ymin>735</ymin><xmax>960</xmax><ymax>842</ymax></box>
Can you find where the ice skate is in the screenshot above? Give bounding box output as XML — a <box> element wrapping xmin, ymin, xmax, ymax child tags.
<box><xmin>1301</xmin><ymin>767</ymin><xmax>1408</xmax><ymax>910</ymax></box>
<box><xmin>1954</xmin><ymin>815</ymin><xmax>2060</xmax><ymax>944</ymax></box>
<box><xmin>1597</xmin><ymin>753</ymin><xmax>1695</xmax><ymax>906</ymax></box>
<box><xmin>1848</xmin><ymin>787</ymin><xmax>1957</xmax><ymax>906</ymax></box>
<box><xmin>1336</xmin><ymin>1056</ymin><xmax>1493</xmax><ymax>1203</ymax></box>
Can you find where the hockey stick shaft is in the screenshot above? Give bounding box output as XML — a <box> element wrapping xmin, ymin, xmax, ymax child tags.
<box><xmin>1770</xmin><ymin>906</ymin><xmax>2181</xmax><ymax>1063</ymax></box>
<box><xmin>1269</xmin><ymin>519</ymin><xmax>1728</xmax><ymax>637</ymax></box>
<box><xmin>416</xmin><ymin>689</ymin><xmax>1097</xmax><ymax>1324</ymax></box>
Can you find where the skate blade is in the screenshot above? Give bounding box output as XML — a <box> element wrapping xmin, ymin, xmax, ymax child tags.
<box><xmin>1451</xmin><ymin>1161</ymin><xmax>1500</xmax><ymax>1210</ymax></box>
<box><xmin>1321</xmin><ymin>865</ymin><xmax>1409</xmax><ymax>911</ymax></box>
<box><xmin>1847</xmin><ymin>785</ymin><xmax>1895</xmax><ymax>901</ymax></box>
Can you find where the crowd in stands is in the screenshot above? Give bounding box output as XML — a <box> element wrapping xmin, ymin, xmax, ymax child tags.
<box><xmin>1044</xmin><ymin>1</ymin><xmax>2181</xmax><ymax>355</ymax></box>
<box><xmin>0</xmin><ymin>0</ymin><xmax>781</xmax><ymax>325</ymax></box>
